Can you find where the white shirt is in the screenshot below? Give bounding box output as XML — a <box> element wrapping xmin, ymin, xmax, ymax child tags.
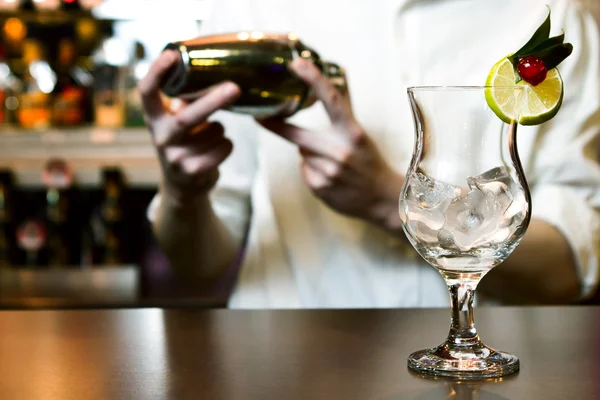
<box><xmin>150</xmin><ymin>0</ymin><xmax>600</xmax><ymax>309</ymax></box>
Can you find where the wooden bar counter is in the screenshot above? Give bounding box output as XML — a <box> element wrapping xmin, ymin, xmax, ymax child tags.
<box><xmin>0</xmin><ymin>306</ymin><xmax>598</xmax><ymax>399</ymax></box>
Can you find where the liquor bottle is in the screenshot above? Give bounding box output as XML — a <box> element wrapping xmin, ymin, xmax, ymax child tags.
<box><xmin>0</xmin><ymin>171</ymin><xmax>14</xmax><ymax>226</ymax></box>
<box><xmin>0</xmin><ymin>45</ymin><xmax>5</xmax><ymax>124</ymax></box>
<box><xmin>124</xmin><ymin>42</ymin><xmax>149</xmax><ymax>127</ymax></box>
<box><xmin>0</xmin><ymin>0</ymin><xmax>22</xmax><ymax>11</ymax></box>
<box><xmin>92</xmin><ymin>38</ymin><xmax>126</xmax><ymax>127</ymax></box>
<box><xmin>89</xmin><ymin>168</ymin><xmax>124</xmax><ymax>266</ymax></box>
<box><xmin>0</xmin><ymin>79</ymin><xmax>5</xmax><ymax>126</ymax></box>
<box><xmin>0</xmin><ymin>45</ymin><xmax>22</xmax><ymax>126</ymax></box>
<box><xmin>17</xmin><ymin>40</ymin><xmax>55</xmax><ymax>129</ymax></box>
<box><xmin>51</xmin><ymin>38</ymin><xmax>92</xmax><ymax>126</ymax></box>
<box><xmin>61</xmin><ymin>0</ymin><xmax>81</xmax><ymax>11</ymax></box>
<box><xmin>99</xmin><ymin>168</ymin><xmax>123</xmax><ymax>265</ymax></box>
<box><xmin>0</xmin><ymin>228</ymin><xmax>8</xmax><ymax>267</ymax></box>
<box><xmin>84</xmin><ymin>168</ymin><xmax>125</xmax><ymax>267</ymax></box>
<box><xmin>45</xmin><ymin>190</ymin><xmax>69</xmax><ymax>267</ymax></box>
<box><xmin>79</xmin><ymin>0</ymin><xmax>102</xmax><ymax>10</ymax></box>
<box><xmin>31</xmin><ymin>0</ymin><xmax>61</xmax><ymax>10</ymax></box>
<box><xmin>16</xmin><ymin>219</ymin><xmax>47</xmax><ymax>267</ymax></box>
<box><xmin>160</xmin><ymin>32</ymin><xmax>346</xmax><ymax>118</ymax></box>
<box><xmin>0</xmin><ymin>171</ymin><xmax>14</xmax><ymax>267</ymax></box>
<box><xmin>42</xmin><ymin>159</ymin><xmax>73</xmax><ymax>267</ymax></box>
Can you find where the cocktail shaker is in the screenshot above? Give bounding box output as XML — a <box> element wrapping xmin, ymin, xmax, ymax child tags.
<box><xmin>160</xmin><ymin>32</ymin><xmax>346</xmax><ymax>118</ymax></box>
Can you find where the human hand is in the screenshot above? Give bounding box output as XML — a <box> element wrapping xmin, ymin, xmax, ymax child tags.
<box><xmin>258</xmin><ymin>58</ymin><xmax>404</xmax><ymax>233</ymax></box>
<box><xmin>138</xmin><ymin>50</ymin><xmax>241</xmax><ymax>203</ymax></box>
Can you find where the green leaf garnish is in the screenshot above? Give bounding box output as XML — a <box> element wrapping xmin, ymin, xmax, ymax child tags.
<box><xmin>512</xmin><ymin>5</ymin><xmax>551</xmax><ymax>58</ymax></box>
<box><xmin>507</xmin><ymin>5</ymin><xmax>573</xmax><ymax>83</ymax></box>
<box><xmin>530</xmin><ymin>42</ymin><xmax>573</xmax><ymax>70</ymax></box>
<box><xmin>531</xmin><ymin>31</ymin><xmax>565</xmax><ymax>51</ymax></box>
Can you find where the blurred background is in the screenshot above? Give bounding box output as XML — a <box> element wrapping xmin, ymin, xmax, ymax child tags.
<box><xmin>0</xmin><ymin>0</ymin><xmax>211</xmax><ymax>309</ymax></box>
<box><xmin>0</xmin><ymin>0</ymin><xmax>598</xmax><ymax>309</ymax></box>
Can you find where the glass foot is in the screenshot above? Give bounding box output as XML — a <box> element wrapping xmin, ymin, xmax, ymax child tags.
<box><xmin>408</xmin><ymin>342</ymin><xmax>519</xmax><ymax>379</ymax></box>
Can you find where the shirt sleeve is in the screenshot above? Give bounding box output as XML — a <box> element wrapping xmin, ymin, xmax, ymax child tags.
<box><xmin>147</xmin><ymin>0</ymin><xmax>259</xmax><ymax>249</ymax></box>
<box><xmin>525</xmin><ymin>2</ymin><xmax>600</xmax><ymax>300</ymax></box>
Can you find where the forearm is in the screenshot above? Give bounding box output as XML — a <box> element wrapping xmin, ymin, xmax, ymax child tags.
<box><xmin>479</xmin><ymin>219</ymin><xmax>580</xmax><ymax>304</ymax></box>
<box><xmin>152</xmin><ymin>189</ymin><xmax>238</xmax><ymax>287</ymax></box>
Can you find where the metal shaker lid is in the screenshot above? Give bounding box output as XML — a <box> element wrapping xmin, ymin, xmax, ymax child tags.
<box><xmin>160</xmin><ymin>42</ymin><xmax>190</xmax><ymax>98</ymax></box>
<box><xmin>290</xmin><ymin>39</ymin><xmax>347</xmax><ymax>110</ymax></box>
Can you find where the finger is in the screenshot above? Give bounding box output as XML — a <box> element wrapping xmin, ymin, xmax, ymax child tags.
<box><xmin>289</xmin><ymin>57</ymin><xmax>352</xmax><ymax>125</ymax></box>
<box><xmin>181</xmin><ymin>121</ymin><xmax>225</xmax><ymax>143</ymax></box>
<box><xmin>153</xmin><ymin>117</ymin><xmax>223</xmax><ymax>149</ymax></box>
<box><xmin>195</xmin><ymin>168</ymin><xmax>220</xmax><ymax>190</ymax></box>
<box><xmin>301</xmin><ymin>160</ymin><xmax>331</xmax><ymax>192</ymax></box>
<box><xmin>169</xmin><ymin>82</ymin><xmax>240</xmax><ymax>138</ymax></box>
<box><xmin>258</xmin><ymin>118</ymin><xmax>347</xmax><ymax>162</ymax></box>
<box><xmin>166</xmin><ymin>97</ymin><xmax>188</xmax><ymax>114</ymax></box>
<box><xmin>188</xmin><ymin>121</ymin><xmax>210</xmax><ymax>136</ymax></box>
<box><xmin>162</xmin><ymin>123</ymin><xmax>226</xmax><ymax>163</ymax></box>
<box><xmin>163</xmin><ymin>134</ymin><xmax>228</xmax><ymax>168</ymax></box>
<box><xmin>184</xmin><ymin>128</ymin><xmax>227</xmax><ymax>153</ymax></box>
<box><xmin>301</xmin><ymin>151</ymin><xmax>343</xmax><ymax>182</ymax></box>
<box><xmin>160</xmin><ymin>121</ymin><xmax>224</xmax><ymax>158</ymax></box>
<box><xmin>180</xmin><ymin>139</ymin><xmax>234</xmax><ymax>175</ymax></box>
<box><xmin>138</xmin><ymin>50</ymin><xmax>179</xmax><ymax>118</ymax></box>
<box><xmin>156</xmin><ymin>83</ymin><xmax>238</xmax><ymax>147</ymax></box>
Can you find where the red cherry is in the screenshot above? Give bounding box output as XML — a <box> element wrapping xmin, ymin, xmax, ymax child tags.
<box><xmin>517</xmin><ymin>56</ymin><xmax>548</xmax><ymax>86</ymax></box>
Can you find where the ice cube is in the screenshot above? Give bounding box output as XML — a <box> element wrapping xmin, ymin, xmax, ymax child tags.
<box><xmin>443</xmin><ymin>189</ymin><xmax>495</xmax><ymax>250</ymax></box>
<box><xmin>483</xmin><ymin>167</ymin><xmax>528</xmax><ymax>238</ymax></box>
<box><xmin>438</xmin><ymin>229</ymin><xmax>459</xmax><ymax>250</ymax></box>
<box><xmin>406</xmin><ymin>173</ymin><xmax>461</xmax><ymax>209</ymax></box>
<box><xmin>466</xmin><ymin>166</ymin><xmax>515</xmax><ymax>214</ymax></box>
<box><xmin>503</xmin><ymin>189</ymin><xmax>527</xmax><ymax>221</ymax></box>
<box><xmin>467</xmin><ymin>166</ymin><xmax>513</xmax><ymax>191</ymax></box>
<box><xmin>468</xmin><ymin>167</ymin><xmax>528</xmax><ymax>225</ymax></box>
<box><xmin>498</xmin><ymin>192</ymin><xmax>528</xmax><ymax>242</ymax></box>
<box><xmin>405</xmin><ymin>219</ymin><xmax>439</xmax><ymax>243</ymax></box>
<box><xmin>439</xmin><ymin>167</ymin><xmax>529</xmax><ymax>251</ymax></box>
<box><xmin>405</xmin><ymin>206</ymin><xmax>446</xmax><ymax>231</ymax></box>
<box><xmin>490</xmin><ymin>227</ymin><xmax>512</xmax><ymax>243</ymax></box>
<box><xmin>445</xmin><ymin>189</ymin><xmax>487</xmax><ymax>230</ymax></box>
<box><xmin>401</xmin><ymin>173</ymin><xmax>462</xmax><ymax>236</ymax></box>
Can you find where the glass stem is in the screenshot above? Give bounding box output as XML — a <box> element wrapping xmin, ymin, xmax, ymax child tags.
<box><xmin>443</xmin><ymin>271</ymin><xmax>485</xmax><ymax>347</ymax></box>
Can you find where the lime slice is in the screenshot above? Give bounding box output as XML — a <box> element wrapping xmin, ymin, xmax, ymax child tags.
<box><xmin>485</xmin><ymin>56</ymin><xmax>564</xmax><ymax>125</ymax></box>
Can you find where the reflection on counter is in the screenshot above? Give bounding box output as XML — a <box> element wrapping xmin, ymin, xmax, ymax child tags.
<box><xmin>0</xmin><ymin>266</ymin><xmax>139</xmax><ymax>306</ymax></box>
